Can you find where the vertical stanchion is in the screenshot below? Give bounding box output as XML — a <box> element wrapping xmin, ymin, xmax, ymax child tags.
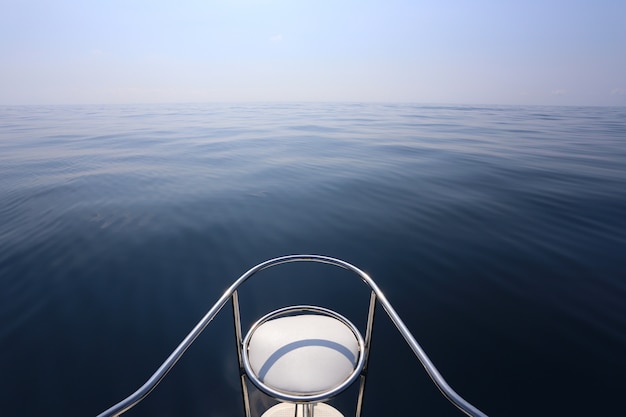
<box><xmin>232</xmin><ymin>291</ymin><xmax>251</xmax><ymax>417</ymax></box>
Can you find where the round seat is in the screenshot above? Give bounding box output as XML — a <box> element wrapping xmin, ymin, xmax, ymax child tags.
<box><xmin>242</xmin><ymin>306</ymin><xmax>365</xmax><ymax>402</ymax></box>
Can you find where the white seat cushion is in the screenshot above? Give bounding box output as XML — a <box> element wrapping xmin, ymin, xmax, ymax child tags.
<box><xmin>247</xmin><ymin>314</ymin><xmax>360</xmax><ymax>394</ymax></box>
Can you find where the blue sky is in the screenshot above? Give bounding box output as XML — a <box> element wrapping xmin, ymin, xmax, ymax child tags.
<box><xmin>2</xmin><ymin>0</ymin><xmax>625</xmax><ymax>105</ymax></box>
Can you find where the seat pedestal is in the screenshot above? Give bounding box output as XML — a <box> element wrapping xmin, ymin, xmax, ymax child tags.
<box><xmin>261</xmin><ymin>402</ymin><xmax>344</xmax><ymax>417</ymax></box>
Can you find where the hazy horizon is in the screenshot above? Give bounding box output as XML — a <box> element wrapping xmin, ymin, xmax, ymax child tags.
<box><xmin>2</xmin><ymin>0</ymin><xmax>625</xmax><ymax>107</ymax></box>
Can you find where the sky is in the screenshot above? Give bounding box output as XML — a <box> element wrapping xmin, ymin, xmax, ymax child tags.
<box><xmin>1</xmin><ymin>0</ymin><xmax>625</xmax><ymax>106</ymax></box>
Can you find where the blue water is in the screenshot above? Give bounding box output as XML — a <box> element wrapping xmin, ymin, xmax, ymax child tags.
<box><xmin>1</xmin><ymin>103</ymin><xmax>625</xmax><ymax>416</ymax></box>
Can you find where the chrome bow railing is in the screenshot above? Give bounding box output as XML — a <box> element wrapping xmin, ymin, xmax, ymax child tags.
<box><xmin>96</xmin><ymin>254</ymin><xmax>488</xmax><ymax>417</ymax></box>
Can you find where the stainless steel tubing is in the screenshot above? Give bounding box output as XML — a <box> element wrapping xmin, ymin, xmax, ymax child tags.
<box><xmin>96</xmin><ymin>254</ymin><xmax>488</xmax><ymax>417</ymax></box>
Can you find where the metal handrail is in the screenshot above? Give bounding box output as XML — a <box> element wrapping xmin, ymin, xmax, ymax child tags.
<box><xmin>96</xmin><ymin>254</ymin><xmax>488</xmax><ymax>417</ymax></box>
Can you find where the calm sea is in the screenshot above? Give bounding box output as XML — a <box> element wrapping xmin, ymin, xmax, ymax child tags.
<box><xmin>1</xmin><ymin>103</ymin><xmax>625</xmax><ymax>417</ymax></box>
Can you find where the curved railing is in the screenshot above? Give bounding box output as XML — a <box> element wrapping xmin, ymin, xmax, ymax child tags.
<box><xmin>96</xmin><ymin>254</ymin><xmax>488</xmax><ymax>417</ymax></box>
